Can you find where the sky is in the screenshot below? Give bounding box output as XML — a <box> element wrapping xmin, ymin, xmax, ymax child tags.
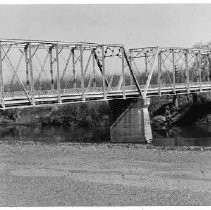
<box><xmin>0</xmin><ymin>4</ymin><xmax>211</xmax><ymax>49</ymax></box>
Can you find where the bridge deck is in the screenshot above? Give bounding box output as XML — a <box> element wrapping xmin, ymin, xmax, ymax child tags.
<box><xmin>1</xmin><ymin>82</ymin><xmax>211</xmax><ymax>109</ymax></box>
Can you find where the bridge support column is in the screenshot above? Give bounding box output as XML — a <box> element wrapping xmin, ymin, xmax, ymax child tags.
<box><xmin>110</xmin><ymin>97</ymin><xmax>152</xmax><ymax>143</ymax></box>
<box><xmin>173</xmin><ymin>95</ymin><xmax>179</xmax><ymax>108</ymax></box>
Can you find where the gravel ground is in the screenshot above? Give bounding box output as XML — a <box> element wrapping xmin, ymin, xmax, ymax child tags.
<box><xmin>0</xmin><ymin>142</ymin><xmax>211</xmax><ymax>206</ymax></box>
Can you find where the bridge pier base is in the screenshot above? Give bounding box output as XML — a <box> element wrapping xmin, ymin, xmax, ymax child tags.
<box><xmin>173</xmin><ymin>95</ymin><xmax>179</xmax><ymax>108</ymax></box>
<box><xmin>110</xmin><ymin>98</ymin><xmax>152</xmax><ymax>143</ymax></box>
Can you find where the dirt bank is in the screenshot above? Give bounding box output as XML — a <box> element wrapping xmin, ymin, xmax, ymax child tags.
<box><xmin>0</xmin><ymin>94</ymin><xmax>196</xmax><ymax>127</ymax></box>
<box><xmin>0</xmin><ymin>142</ymin><xmax>210</xmax><ymax>206</ymax></box>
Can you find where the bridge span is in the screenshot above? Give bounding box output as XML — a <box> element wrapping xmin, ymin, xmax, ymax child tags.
<box><xmin>1</xmin><ymin>39</ymin><xmax>211</xmax><ymax>143</ymax></box>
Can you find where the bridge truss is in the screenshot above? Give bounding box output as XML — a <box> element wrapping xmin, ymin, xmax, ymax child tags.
<box><xmin>129</xmin><ymin>46</ymin><xmax>211</xmax><ymax>98</ymax></box>
<box><xmin>0</xmin><ymin>39</ymin><xmax>211</xmax><ymax>109</ymax></box>
<box><xmin>0</xmin><ymin>39</ymin><xmax>141</xmax><ymax>109</ymax></box>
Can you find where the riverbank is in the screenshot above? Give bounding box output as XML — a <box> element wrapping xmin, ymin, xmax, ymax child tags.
<box><xmin>0</xmin><ymin>142</ymin><xmax>210</xmax><ymax>206</ymax></box>
<box><xmin>0</xmin><ymin>101</ymin><xmax>110</xmax><ymax>127</ymax></box>
<box><xmin>0</xmin><ymin>93</ymin><xmax>210</xmax><ymax>128</ymax></box>
<box><xmin>1</xmin><ymin>94</ymin><xmax>211</xmax><ymax>146</ymax></box>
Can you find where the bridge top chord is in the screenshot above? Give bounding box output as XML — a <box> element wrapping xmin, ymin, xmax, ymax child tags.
<box><xmin>129</xmin><ymin>46</ymin><xmax>211</xmax><ymax>55</ymax></box>
<box><xmin>0</xmin><ymin>38</ymin><xmax>124</xmax><ymax>49</ymax></box>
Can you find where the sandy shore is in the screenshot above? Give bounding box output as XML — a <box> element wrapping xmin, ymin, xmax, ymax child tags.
<box><xmin>0</xmin><ymin>142</ymin><xmax>211</xmax><ymax>206</ymax></box>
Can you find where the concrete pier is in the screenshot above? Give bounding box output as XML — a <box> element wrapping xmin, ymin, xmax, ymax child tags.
<box><xmin>110</xmin><ymin>98</ymin><xmax>152</xmax><ymax>143</ymax></box>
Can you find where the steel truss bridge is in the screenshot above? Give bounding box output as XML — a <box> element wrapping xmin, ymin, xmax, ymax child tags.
<box><xmin>0</xmin><ymin>38</ymin><xmax>211</xmax><ymax>109</ymax></box>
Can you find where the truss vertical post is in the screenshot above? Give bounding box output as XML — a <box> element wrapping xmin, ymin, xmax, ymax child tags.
<box><xmin>92</xmin><ymin>49</ymin><xmax>96</xmax><ymax>88</ymax></box>
<box><xmin>172</xmin><ymin>49</ymin><xmax>176</xmax><ymax>93</ymax></box>
<box><xmin>55</xmin><ymin>44</ymin><xmax>61</xmax><ymax>103</ymax></box>
<box><xmin>80</xmin><ymin>46</ymin><xmax>85</xmax><ymax>101</ymax></box>
<box><xmin>49</xmin><ymin>46</ymin><xmax>54</xmax><ymax>90</ymax></box>
<box><xmin>0</xmin><ymin>43</ymin><xmax>5</xmax><ymax>109</ymax></box>
<box><xmin>28</xmin><ymin>43</ymin><xmax>35</xmax><ymax>105</ymax></box>
<box><xmin>205</xmin><ymin>54</ymin><xmax>209</xmax><ymax>82</ymax></box>
<box><xmin>144</xmin><ymin>52</ymin><xmax>148</xmax><ymax>84</ymax></box>
<box><xmin>158</xmin><ymin>51</ymin><xmax>162</xmax><ymax>96</ymax></box>
<box><xmin>101</xmin><ymin>46</ymin><xmax>107</xmax><ymax>100</ymax></box>
<box><xmin>184</xmin><ymin>50</ymin><xmax>189</xmax><ymax>93</ymax></box>
<box><xmin>195</xmin><ymin>52</ymin><xmax>199</xmax><ymax>84</ymax></box>
<box><xmin>24</xmin><ymin>45</ymin><xmax>30</xmax><ymax>91</ymax></box>
<box><xmin>195</xmin><ymin>52</ymin><xmax>201</xmax><ymax>92</ymax></box>
<box><xmin>121</xmin><ymin>47</ymin><xmax>126</xmax><ymax>99</ymax></box>
<box><xmin>198</xmin><ymin>51</ymin><xmax>202</xmax><ymax>92</ymax></box>
<box><xmin>208</xmin><ymin>53</ymin><xmax>211</xmax><ymax>81</ymax></box>
<box><xmin>72</xmin><ymin>48</ymin><xmax>76</xmax><ymax>88</ymax></box>
<box><xmin>144</xmin><ymin>52</ymin><xmax>148</xmax><ymax>73</ymax></box>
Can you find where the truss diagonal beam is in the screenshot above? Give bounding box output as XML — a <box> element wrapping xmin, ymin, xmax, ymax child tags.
<box><xmin>93</xmin><ymin>49</ymin><xmax>112</xmax><ymax>90</ymax></box>
<box><xmin>2</xmin><ymin>48</ymin><xmax>31</xmax><ymax>102</ymax></box>
<box><xmin>143</xmin><ymin>50</ymin><xmax>159</xmax><ymax>98</ymax></box>
<box><xmin>123</xmin><ymin>49</ymin><xmax>142</xmax><ymax>96</ymax></box>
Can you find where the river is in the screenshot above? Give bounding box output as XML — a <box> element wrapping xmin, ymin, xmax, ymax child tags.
<box><xmin>0</xmin><ymin>123</ymin><xmax>211</xmax><ymax>146</ymax></box>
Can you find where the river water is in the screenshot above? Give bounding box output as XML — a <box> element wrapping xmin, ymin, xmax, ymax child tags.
<box><xmin>0</xmin><ymin>124</ymin><xmax>211</xmax><ymax>146</ymax></box>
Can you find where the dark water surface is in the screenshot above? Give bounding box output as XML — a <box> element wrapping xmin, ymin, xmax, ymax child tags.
<box><xmin>0</xmin><ymin>124</ymin><xmax>211</xmax><ymax>146</ymax></box>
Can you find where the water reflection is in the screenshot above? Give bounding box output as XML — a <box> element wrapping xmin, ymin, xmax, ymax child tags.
<box><xmin>0</xmin><ymin>124</ymin><xmax>211</xmax><ymax>146</ymax></box>
<box><xmin>153</xmin><ymin>123</ymin><xmax>211</xmax><ymax>146</ymax></box>
<box><xmin>153</xmin><ymin>137</ymin><xmax>211</xmax><ymax>147</ymax></box>
<box><xmin>0</xmin><ymin>125</ymin><xmax>110</xmax><ymax>143</ymax></box>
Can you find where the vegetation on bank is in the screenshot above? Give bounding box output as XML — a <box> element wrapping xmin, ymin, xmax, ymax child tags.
<box><xmin>0</xmin><ymin>101</ymin><xmax>111</xmax><ymax>128</ymax></box>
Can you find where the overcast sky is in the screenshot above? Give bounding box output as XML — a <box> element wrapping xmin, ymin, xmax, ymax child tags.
<box><xmin>0</xmin><ymin>4</ymin><xmax>210</xmax><ymax>48</ymax></box>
